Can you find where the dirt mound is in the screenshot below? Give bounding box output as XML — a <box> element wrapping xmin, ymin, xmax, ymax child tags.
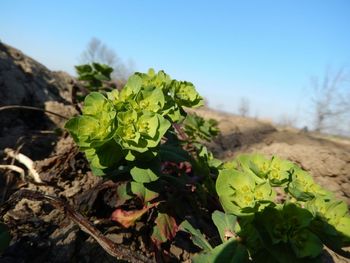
<box><xmin>0</xmin><ymin>43</ymin><xmax>349</xmax><ymax>262</ymax></box>
<box><xmin>0</xmin><ymin>41</ymin><xmax>76</xmax><ymax>159</ymax></box>
<box><xmin>193</xmin><ymin>108</ymin><xmax>350</xmax><ymax>205</ymax></box>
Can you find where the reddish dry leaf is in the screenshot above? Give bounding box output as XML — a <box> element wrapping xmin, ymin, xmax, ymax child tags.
<box><xmin>111</xmin><ymin>203</ymin><xmax>157</xmax><ymax>228</ymax></box>
<box><xmin>151</xmin><ymin>213</ymin><xmax>178</xmax><ymax>247</ymax></box>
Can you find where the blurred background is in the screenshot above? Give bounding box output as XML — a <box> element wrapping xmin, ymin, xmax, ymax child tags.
<box><xmin>1</xmin><ymin>0</ymin><xmax>349</xmax><ymax>136</ymax></box>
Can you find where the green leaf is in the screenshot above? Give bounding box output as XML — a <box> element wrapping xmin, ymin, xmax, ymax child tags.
<box><xmin>156</xmin><ymin>114</ymin><xmax>171</xmax><ymax>140</ymax></box>
<box><xmin>211</xmin><ymin>210</ymin><xmax>237</xmax><ymax>243</ymax></box>
<box><xmin>283</xmin><ymin>203</ymin><xmax>313</xmax><ymax>229</ymax></box>
<box><xmin>287</xmin><ymin>168</ymin><xmax>319</xmax><ymax>201</ymax></box>
<box><xmin>106</xmin><ymin>89</ymin><xmax>120</xmax><ymax>103</ymax></box>
<box><xmin>117</xmin><ymin>109</ymin><xmax>137</xmax><ymax>125</ymax></box>
<box><xmin>254</xmin><ymin>182</ymin><xmax>275</xmax><ymax>204</ymax></box>
<box><xmin>306</xmin><ymin>197</ymin><xmax>350</xmax><ymax>242</ymax></box>
<box><xmin>92</xmin><ymin>63</ymin><xmax>113</xmax><ymax>78</ymax></box>
<box><xmin>192</xmin><ymin>239</ymin><xmax>249</xmax><ymax>263</ymax></box>
<box><xmin>216</xmin><ymin>169</ymin><xmax>255</xmax><ymax>197</ymax></box>
<box><xmin>65</xmin><ymin>91</ymin><xmax>116</xmax><ymax>150</ymax></box>
<box><xmin>88</xmin><ymin>140</ymin><xmax>123</xmax><ymax>169</ymax></box>
<box><xmin>130</xmin><ymin>167</ymin><xmax>159</xmax><ymax>183</ymax></box>
<box><xmin>75</xmin><ymin>64</ymin><xmax>92</xmax><ymax>74</ymax></box>
<box><xmin>183</xmin><ymin>113</ymin><xmax>219</xmax><ymax>142</ymax></box>
<box><xmin>326</xmin><ymin>200</ymin><xmax>349</xmax><ymax>221</ymax></box>
<box><xmin>121</xmin><ymin>74</ymin><xmax>142</xmax><ymax>99</ymax></box>
<box><xmin>76</xmin><ymin>63</ymin><xmax>114</xmax><ymax>91</ymax></box>
<box><xmin>334</xmin><ymin>216</ymin><xmax>350</xmax><ymax>239</ymax></box>
<box><xmin>136</xmin><ymin>112</ymin><xmax>159</xmax><ymax>138</ymax></box>
<box><xmin>179</xmin><ymin>220</ymin><xmax>212</xmax><ymax>252</ymax></box>
<box><xmin>136</xmin><ymin>87</ymin><xmax>165</xmax><ymax>113</ymax></box>
<box><xmin>254</xmin><ymin>212</ymin><xmax>323</xmax><ymax>263</ymax></box>
<box><xmin>236</xmin><ymin>154</ymin><xmax>271</xmax><ymax>180</ymax></box>
<box><xmin>83</xmin><ymin>92</ymin><xmax>111</xmax><ymax>115</ymax></box>
<box><xmin>151</xmin><ymin>213</ymin><xmax>178</xmax><ymax>247</ymax></box>
<box><xmin>65</xmin><ymin>116</ymin><xmax>100</xmax><ymax>147</ymax></box>
<box><xmin>94</xmin><ymin>73</ymin><xmax>110</xmax><ymax>81</ymax></box>
<box><xmin>216</xmin><ymin>169</ymin><xmax>257</xmax><ymax>214</ymax></box>
<box><xmin>290</xmin><ymin>229</ymin><xmax>323</xmax><ymax>258</ymax></box>
<box><xmin>174</xmin><ymin>81</ymin><xmax>204</xmax><ymax>108</ymax></box>
<box><xmin>130</xmin><ymin>181</ymin><xmax>159</xmax><ymax>203</ymax></box>
<box><xmin>268</xmin><ymin>157</ymin><xmax>293</xmax><ymax>187</ymax></box>
<box><xmin>255</xmin><ymin>206</ymin><xmax>288</xmax><ymax>244</ymax></box>
<box><xmin>116</xmin><ymin>125</ymin><xmax>141</xmax><ymax>145</ymax></box>
<box><xmin>130</xmin><ymin>166</ymin><xmax>159</xmax><ymax>203</ymax></box>
<box><xmin>159</xmin><ymin>144</ymin><xmax>191</xmax><ymax>162</ymax></box>
<box><xmin>116</xmin><ymin>183</ymin><xmax>134</xmax><ymax>205</ymax></box>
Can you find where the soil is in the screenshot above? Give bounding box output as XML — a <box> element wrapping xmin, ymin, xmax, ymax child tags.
<box><xmin>0</xmin><ymin>42</ymin><xmax>349</xmax><ymax>262</ymax></box>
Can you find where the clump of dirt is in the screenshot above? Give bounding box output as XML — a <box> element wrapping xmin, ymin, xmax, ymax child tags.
<box><xmin>0</xmin><ymin>41</ymin><xmax>77</xmax><ymax>160</ymax></box>
<box><xmin>0</xmin><ymin>42</ymin><xmax>349</xmax><ymax>263</ymax></box>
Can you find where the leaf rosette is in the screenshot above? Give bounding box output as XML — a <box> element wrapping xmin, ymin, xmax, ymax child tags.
<box><xmin>65</xmin><ymin>92</ymin><xmax>123</xmax><ymax>174</ymax></box>
<box><xmin>255</xmin><ymin>204</ymin><xmax>323</xmax><ymax>258</ymax></box>
<box><xmin>216</xmin><ymin>168</ymin><xmax>276</xmax><ymax>215</ymax></box>
<box><xmin>267</xmin><ymin>157</ymin><xmax>293</xmax><ymax>187</ymax></box>
<box><xmin>236</xmin><ymin>155</ymin><xmax>294</xmax><ymax>187</ymax></box>
<box><xmin>287</xmin><ymin>167</ymin><xmax>332</xmax><ymax>201</ymax></box>
<box><xmin>183</xmin><ymin>113</ymin><xmax>219</xmax><ymax>142</ymax></box>
<box><xmin>65</xmin><ymin>92</ymin><xmax>117</xmax><ymax>148</ymax></box>
<box><xmin>115</xmin><ymin>110</ymin><xmax>170</xmax><ymax>159</ymax></box>
<box><xmin>173</xmin><ymin>81</ymin><xmax>203</xmax><ymax>108</ymax></box>
<box><xmin>306</xmin><ymin>197</ymin><xmax>350</xmax><ymax>243</ymax></box>
<box><xmin>235</xmin><ymin>154</ymin><xmax>271</xmax><ymax>182</ymax></box>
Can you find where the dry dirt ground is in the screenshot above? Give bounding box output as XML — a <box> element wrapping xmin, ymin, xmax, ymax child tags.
<box><xmin>0</xmin><ymin>42</ymin><xmax>349</xmax><ymax>262</ymax></box>
<box><xmin>194</xmin><ymin>108</ymin><xmax>350</xmax><ymax>206</ymax></box>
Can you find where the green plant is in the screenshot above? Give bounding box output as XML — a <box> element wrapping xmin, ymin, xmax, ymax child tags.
<box><xmin>73</xmin><ymin>63</ymin><xmax>116</xmax><ymax>102</ymax></box>
<box><xmin>183</xmin><ymin>154</ymin><xmax>350</xmax><ymax>262</ymax></box>
<box><xmin>66</xmin><ymin>66</ymin><xmax>221</xmax><ymax>251</ymax></box>
<box><xmin>180</xmin><ymin>211</ymin><xmax>250</xmax><ymax>262</ymax></box>
<box><xmin>66</xmin><ymin>64</ymin><xmax>350</xmax><ymax>262</ymax></box>
<box><xmin>66</xmin><ymin>68</ymin><xmax>204</xmax><ymax>174</ymax></box>
<box><xmin>75</xmin><ymin>63</ymin><xmax>114</xmax><ymax>92</ymax></box>
<box><xmin>182</xmin><ymin>113</ymin><xmax>219</xmax><ymax>142</ymax></box>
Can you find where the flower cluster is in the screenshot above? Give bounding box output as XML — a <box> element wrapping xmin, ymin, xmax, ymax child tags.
<box><xmin>215</xmin><ymin>154</ymin><xmax>350</xmax><ymax>260</ymax></box>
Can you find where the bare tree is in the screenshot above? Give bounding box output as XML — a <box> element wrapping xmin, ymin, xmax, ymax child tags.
<box><xmin>79</xmin><ymin>37</ymin><xmax>133</xmax><ymax>82</ymax></box>
<box><xmin>311</xmin><ymin>67</ymin><xmax>350</xmax><ymax>135</ymax></box>
<box><xmin>238</xmin><ymin>97</ymin><xmax>250</xmax><ymax>117</ymax></box>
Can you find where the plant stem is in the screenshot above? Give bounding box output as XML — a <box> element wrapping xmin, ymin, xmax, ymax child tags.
<box><xmin>0</xmin><ymin>105</ymin><xmax>69</xmax><ymax>120</ymax></box>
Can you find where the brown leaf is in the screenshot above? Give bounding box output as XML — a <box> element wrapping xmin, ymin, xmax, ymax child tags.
<box><xmin>111</xmin><ymin>203</ymin><xmax>157</xmax><ymax>228</ymax></box>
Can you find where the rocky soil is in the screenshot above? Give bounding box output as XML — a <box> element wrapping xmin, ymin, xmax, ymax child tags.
<box><xmin>0</xmin><ymin>42</ymin><xmax>349</xmax><ymax>262</ymax></box>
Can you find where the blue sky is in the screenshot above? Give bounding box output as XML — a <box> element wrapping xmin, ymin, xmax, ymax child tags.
<box><xmin>1</xmin><ymin>0</ymin><xmax>349</xmax><ymax>127</ymax></box>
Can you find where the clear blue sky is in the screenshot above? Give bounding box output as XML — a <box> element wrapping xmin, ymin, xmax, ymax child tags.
<box><xmin>1</xmin><ymin>0</ymin><xmax>349</xmax><ymax>127</ymax></box>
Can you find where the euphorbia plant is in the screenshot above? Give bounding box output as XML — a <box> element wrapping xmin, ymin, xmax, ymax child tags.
<box><xmin>66</xmin><ymin>64</ymin><xmax>350</xmax><ymax>262</ymax></box>
<box><xmin>66</xmin><ymin>67</ymin><xmax>204</xmax><ymax>174</ymax></box>
<box><xmin>183</xmin><ymin>154</ymin><xmax>350</xmax><ymax>262</ymax></box>
<box><xmin>66</xmin><ymin>65</ymin><xmax>221</xmax><ymax>251</ymax></box>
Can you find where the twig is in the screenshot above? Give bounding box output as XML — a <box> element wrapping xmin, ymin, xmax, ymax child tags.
<box><xmin>0</xmin><ymin>165</ymin><xmax>25</xmax><ymax>180</ymax></box>
<box><xmin>0</xmin><ymin>189</ymin><xmax>154</xmax><ymax>263</ymax></box>
<box><xmin>324</xmin><ymin>244</ymin><xmax>350</xmax><ymax>260</ymax></box>
<box><xmin>1</xmin><ymin>145</ymin><xmax>24</xmax><ymax>202</ymax></box>
<box><xmin>0</xmin><ymin>105</ymin><xmax>68</xmax><ymax>120</ymax></box>
<box><xmin>4</xmin><ymin>148</ymin><xmax>42</xmax><ymax>183</ymax></box>
<box><xmin>173</xmin><ymin>123</ymin><xmax>189</xmax><ymax>141</ymax></box>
